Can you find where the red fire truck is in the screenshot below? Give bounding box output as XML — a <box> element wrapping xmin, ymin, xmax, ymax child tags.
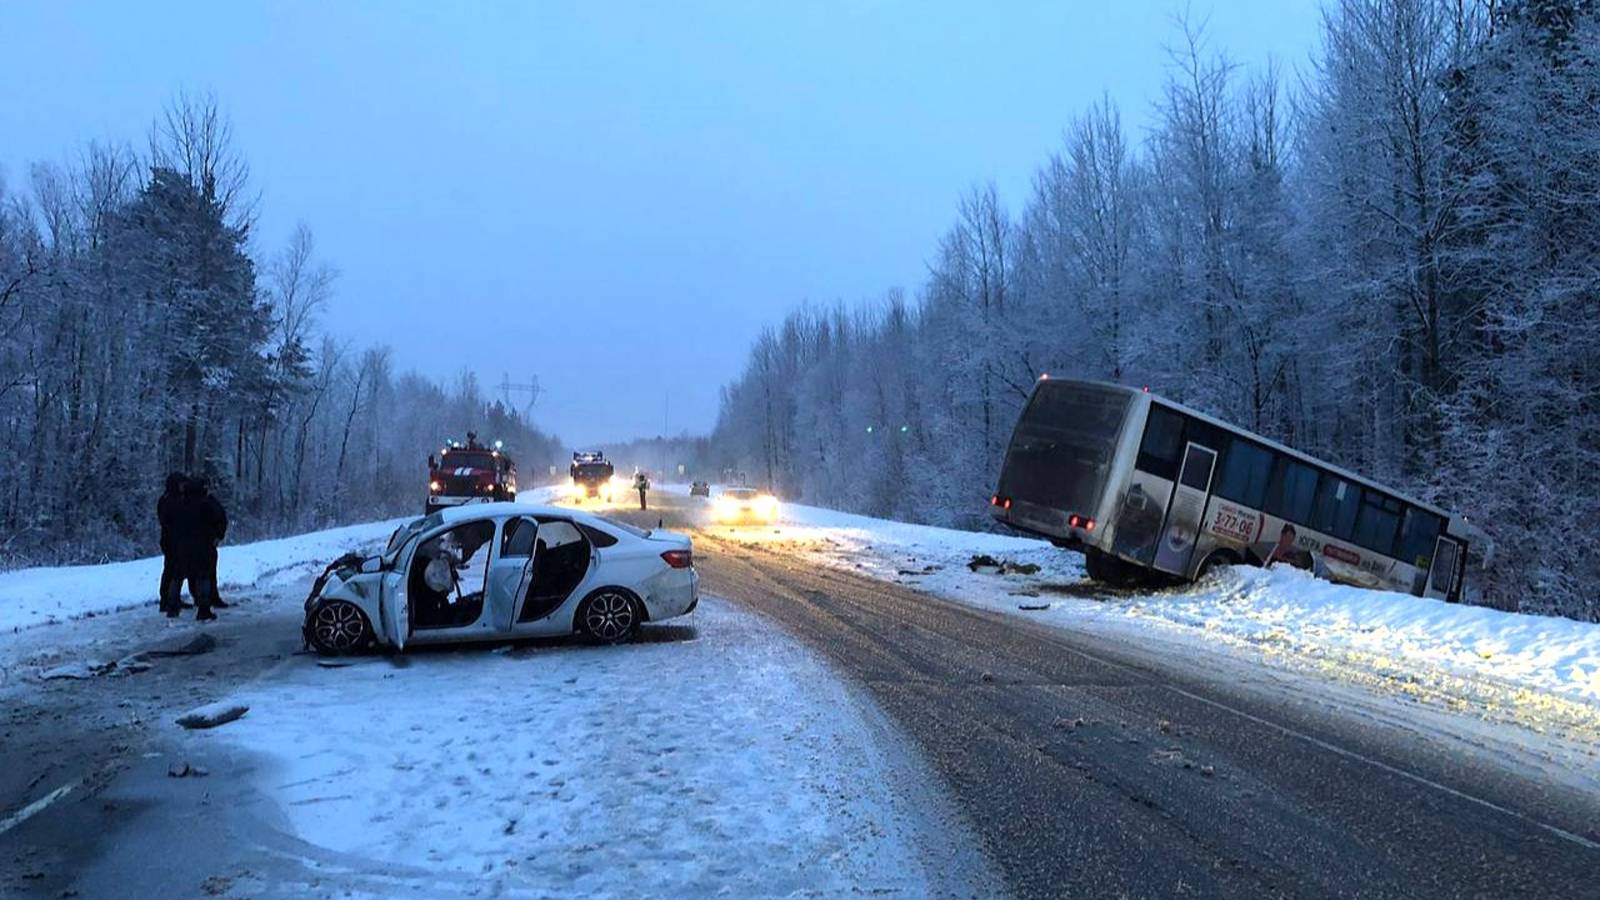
<box><xmin>426</xmin><ymin>432</ymin><xmax>518</xmax><ymax>515</ymax></box>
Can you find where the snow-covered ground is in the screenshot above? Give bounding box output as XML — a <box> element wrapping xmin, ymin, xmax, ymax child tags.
<box><xmin>673</xmin><ymin>486</ymin><xmax>1600</xmax><ymax>737</ymax></box>
<box><xmin>190</xmin><ymin>597</ymin><xmax>986</xmax><ymax>897</ymax></box>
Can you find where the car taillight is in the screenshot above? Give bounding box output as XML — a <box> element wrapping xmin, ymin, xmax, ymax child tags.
<box><xmin>1068</xmin><ymin>514</ymin><xmax>1096</xmax><ymax>530</ymax></box>
<box><xmin>661</xmin><ymin>549</ymin><xmax>693</xmax><ymax>569</ymax></box>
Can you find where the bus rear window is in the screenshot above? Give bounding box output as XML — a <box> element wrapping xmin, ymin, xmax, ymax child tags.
<box><xmin>998</xmin><ymin>381</ymin><xmax>1131</xmax><ymax>515</ymax></box>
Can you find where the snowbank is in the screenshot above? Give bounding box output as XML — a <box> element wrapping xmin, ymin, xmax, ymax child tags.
<box><xmin>1159</xmin><ymin>565</ymin><xmax>1600</xmax><ymax>704</ymax></box>
<box><xmin>691</xmin><ymin>489</ymin><xmax>1600</xmax><ymax>710</ymax></box>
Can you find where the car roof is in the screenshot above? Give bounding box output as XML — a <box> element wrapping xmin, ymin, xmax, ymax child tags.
<box><xmin>432</xmin><ymin>501</ymin><xmax>610</xmax><ymax>529</ymax></box>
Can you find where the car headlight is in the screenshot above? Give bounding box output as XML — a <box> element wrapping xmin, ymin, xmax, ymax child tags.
<box><xmin>757</xmin><ymin>496</ymin><xmax>779</xmax><ymax>517</ymax></box>
<box><xmin>429</xmin><ymin>480</ymin><xmax>442</xmax><ymax>493</ymax></box>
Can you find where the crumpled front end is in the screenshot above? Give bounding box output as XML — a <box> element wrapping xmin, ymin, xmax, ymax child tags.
<box><xmin>302</xmin><ymin>555</ymin><xmax>388</xmax><ymax>648</ymax></box>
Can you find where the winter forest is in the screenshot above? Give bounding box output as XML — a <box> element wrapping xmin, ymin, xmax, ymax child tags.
<box><xmin>711</xmin><ymin>0</ymin><xmax>1600</xmax><ymax>621</ymax></box>
<box><xmin>0</xmin><ymin>96</ymin><xmax>562</xmax><ymax>563</ymax></box>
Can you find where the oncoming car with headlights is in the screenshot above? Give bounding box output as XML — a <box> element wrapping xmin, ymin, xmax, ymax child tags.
<box><xmin>302</xmin><ymin>503</ymin><xmax>698</xmax><ymax>654</ymax></box>
<box><xmin>712</xmin><ymin>486</ymin><xmax>779</xmax><ymax>524</ymax></box>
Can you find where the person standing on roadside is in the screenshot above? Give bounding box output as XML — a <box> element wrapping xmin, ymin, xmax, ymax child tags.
<box><xmin>191</xmin><ymin>476</ymin><xmax>231</xmax><ymax>609</ymax></box>
<box><xmin>157</xmin><ymin>473</ymin><xmax>189</xmax><ymax>617</ymax></box>
<box><xmin>163</xmin><ymin>479</ymin><xmax>221</xmax><ymax>621</ymax></box>
<box><xmin>634</xmin><ymin>471</ymin><xmax>650</xmax><ymax>511</ymax></box>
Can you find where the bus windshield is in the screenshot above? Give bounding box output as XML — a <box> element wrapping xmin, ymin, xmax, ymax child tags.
<box><xmin>998</xmin><ymin>381</ymin><xmax>1131</xmax><ymax>515</ymax></box>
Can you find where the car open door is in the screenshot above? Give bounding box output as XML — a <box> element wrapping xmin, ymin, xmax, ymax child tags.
<box><xmin>382</xmin><ymin>534</ymin><xmax>421</xmax><ymax>650</ymax></box>
<box><xmin>487</xmin><ymin>517</ymin><xmax>539</xmax><ymax>631</ymax></box>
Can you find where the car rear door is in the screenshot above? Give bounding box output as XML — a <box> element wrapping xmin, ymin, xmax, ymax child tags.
<box><xmin>513</xmin><ymin>518</ymin><xmax>594</xmax><ymax>628</ymax></box>
<box><xmin>488</xmin><ymin>516</ymin><xmax>539</xmax><ymax>631</ymax></box>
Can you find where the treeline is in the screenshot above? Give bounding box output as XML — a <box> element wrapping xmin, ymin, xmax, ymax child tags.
<box><xmin>712</xmin><ymin>0</ymin><xmax>1600</xmax><ymax>621</ymax></box>
<box><xmin>0</xmin><ymin>95</ymin><xmax>563</xmax><ymax>565</ymax></box>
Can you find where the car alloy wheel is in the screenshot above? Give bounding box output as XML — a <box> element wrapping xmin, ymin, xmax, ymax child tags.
<box><xmin>310</xmin><ymin>600</ymin><xmax>370</xmax><ymax>654</ymax></box>
<box><xmin>582</xmin><ymin>590</ymin><xmax>638</xmax><ymax>644</ymax></box>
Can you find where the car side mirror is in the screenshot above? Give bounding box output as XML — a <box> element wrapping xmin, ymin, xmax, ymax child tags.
<box><xmin>428</xmin><ymin>455</ymin><xmax>438</xmax><ymax>471</ymax></box>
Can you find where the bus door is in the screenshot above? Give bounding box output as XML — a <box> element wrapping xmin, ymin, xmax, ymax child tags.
<box><xmin>1424</xmin><ymin>535</ymin><xmax>1464</xmax><ymax>603</ymax></box>
<box><xmin>1152</xmin><ymin>442</ymin><xmax>1218</xmax><ymax>576</ymax></box>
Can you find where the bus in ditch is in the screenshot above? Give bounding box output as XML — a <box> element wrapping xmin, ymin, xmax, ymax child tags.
<box><xmin>989</xmin><ymin>377</ymin><xmax>1491</xmax><ymax>603</ymax></box>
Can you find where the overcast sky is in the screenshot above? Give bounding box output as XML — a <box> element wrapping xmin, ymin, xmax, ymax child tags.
<box><xmin>0</xmin><ymin>1</ymin><xmax>1320</xmax><ymax>445</ymax></box>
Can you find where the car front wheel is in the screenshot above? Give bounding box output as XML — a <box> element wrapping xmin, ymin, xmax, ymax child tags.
<box><xmin>307</xmin><ymin>600</ymin><xmax>373</xmax><ymax>655</ymax></box>
<box><xmin>577</xmin><ymin>589</ymin><xmax>642</xmax><ymax>644</ymax></box>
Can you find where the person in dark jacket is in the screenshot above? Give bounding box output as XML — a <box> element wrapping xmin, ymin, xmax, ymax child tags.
<box><xmin>162</xmin><ymin>478</ymin><xmax>225</xmax><ymax>621</ymax></box>
<box><xmin>157</xmin><ymin>473</ymin><xmax>189</xmax><ymax>617</ymax></box>
<box><xmin>191</xmin><ymin>477</ymin><xmax>230</xmax><ymax>609</ymax></box>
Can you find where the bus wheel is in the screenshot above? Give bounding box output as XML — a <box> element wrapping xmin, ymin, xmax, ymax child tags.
<box><xmin>1197</xmin><ymin>550</ymin><xmax>1240</xmax><ymax>582</ymax></box>
<box><xmin>1084</xmin><ymin>549</ymin><xmax>1135</xmax><ymax>586</ymax></box>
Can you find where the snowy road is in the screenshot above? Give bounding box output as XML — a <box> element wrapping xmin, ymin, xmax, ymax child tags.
<box><xmin>604</xmin><ymin>492</ymin><xmax>1600</xmax><ymax>898</ymax></box>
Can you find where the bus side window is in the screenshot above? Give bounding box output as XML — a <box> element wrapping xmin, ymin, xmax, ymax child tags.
<box><xmin>1264</xmin><ymin>456</ymin><xmax>1317</xmax><ymax>525</ymax></box>
<box><xmin>1397</xmin><ymin>507</ymin><xmax>1443</xmax><ymax>568</ymax></box>
<box><xmin>1353</xmin><ymin>490</ymin><xmax>1403</xmax><ymax>555</ymax></box>
<box><xmin>1216</xmin><ymin>440</ymin><xmax>1272</xmax><ymax>508</ymax></box>
<box><xmin>1311</xmin><ymin>475</ymin><xmax>1361</xmax><ymax>541</ymax></box>
<box><xmin>1136</xmin><ymin>406</ymin><xmax>1186</xmax><ymax>481</ymax></box>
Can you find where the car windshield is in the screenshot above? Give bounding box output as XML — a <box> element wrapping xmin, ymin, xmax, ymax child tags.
<box><xmin>597</xmin><ymin>515</ymin><xmax>650</xmax><ymax>538</ymax></box>
<box><xmin>574</xmin><ymin>463</ymin><xmax>613</xmax><ymax>479</ymax></box>
<box><xmin>385</xmin><ymin>513</ymin><xmax>442</xmax><ymax>559</ymax></box>
<box><xmin>725</xmin><ymin>488</ymin><xmax>759</xmax><ymax>499</ymax></box>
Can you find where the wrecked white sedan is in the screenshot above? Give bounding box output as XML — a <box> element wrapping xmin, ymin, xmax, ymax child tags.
<box><xmin>303</xmin><ymin>503</ymin><xmax>698</xmax><ymax>655</ymax></box>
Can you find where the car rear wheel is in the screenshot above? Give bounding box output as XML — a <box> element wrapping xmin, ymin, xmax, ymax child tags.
<box><xmin>577</xmin><ymin>588</ymin><xmax>642</xmax><ymax>644</ymax></box>
<box><xmin>308</xmin><ymin>600</ymin><xmax>373</xmax><ymax>655</ymax></box>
